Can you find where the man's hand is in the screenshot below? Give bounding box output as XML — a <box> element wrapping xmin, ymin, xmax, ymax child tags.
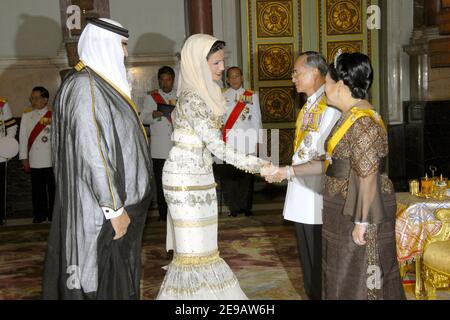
<box><xmin>352</xmin><ymin>224</ymin><xmax>367</xmax><ymax>246</ymax></box>
<box><xmin>22</xmin><ymin>159</ymin><xmax>31</xmax><ymax>173</ymax></box>
<box><xmin>152</xmin><ymin>111</ymin><xmax>164</xmax><ymax>119</ymax></box>
<box><xmin>261</xmin><ymin>164</ymin><xmax>288</xmax><ymax>183</ymax></box>
<box><xmin>111</xmin><ymin>210</ymin><xmax>131</xmax><ymax>240</ymax></box>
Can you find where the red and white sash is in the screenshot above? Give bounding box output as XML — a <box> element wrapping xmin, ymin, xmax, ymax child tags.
<box><xmin>222</xmin><ymin>90</ymin><xmax>253</xmax><ymax>142</ymax></box>
<box><xmin>28</xmin><ymin>110</ymin><xmax>52</xmax><ymax>153</ymax></box>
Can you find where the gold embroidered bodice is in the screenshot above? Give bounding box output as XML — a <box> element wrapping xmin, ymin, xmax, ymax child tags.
<box><xmin>324</xmin><ymin>114</ymin><xmax>394</xmax><ymax>198</ymax></box>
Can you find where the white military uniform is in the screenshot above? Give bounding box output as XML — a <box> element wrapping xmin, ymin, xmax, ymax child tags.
<box><xmin>19</xmin><ymin>106</ymin><xmax>52</xmax><ymax>168</ymax></box>
<box><xmin>222</xmin><ymin>87</ymin><xmax>262</xmax><ymax>156</ymax></box>
<box><xmin>0</xmin><ymin>99</ymin><xmax>18</xmax><ymax>163</ymax></box>
<box><xmin>141</xmin><ymin>89</ymin><xmax>176</xmax><ymax>159</ymax></box>
<box><xmin>283</xmin><ymin>85</ymin><xmax>340</xmax><ymax>225</ymax></box>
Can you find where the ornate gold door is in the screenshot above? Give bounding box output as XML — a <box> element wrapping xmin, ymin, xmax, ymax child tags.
<box><xmin>241</xmin><ymin>0</ymin><xmax>379</xmax><ymax>164</ymax></box>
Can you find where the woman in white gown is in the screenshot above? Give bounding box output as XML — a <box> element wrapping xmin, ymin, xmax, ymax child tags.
<box><xmin>156</xmin><ymin>34</ymin><xmax>271</xmax><ymax>300</ymax></box>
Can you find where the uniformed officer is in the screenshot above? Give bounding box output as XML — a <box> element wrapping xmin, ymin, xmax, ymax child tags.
<box><xmin>140</xmin><ymin>66</ymin><xmax>177</xmax><ymax>222</ymax></box>
<box><xmin>0</xmin><ymin>96</ymin><xmax>18</xmax><ymax>225</ymax></box>
<box><xmin>19</xmin><ymin>87</ymin><xmax>55</xmax><ymax>223</ymax></box>
<box><xmin>221</xmin><ymin>66</ymin><xmax>262</xmax><ymax>217</ymax></box>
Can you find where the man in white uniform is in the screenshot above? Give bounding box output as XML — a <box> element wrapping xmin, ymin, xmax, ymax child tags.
<box><xmin>221</xmin><ymin>67</ymin><xmax>262</xmax><ymax>217</ymax></box>
<box><xmin>283</xmin><ymin>52</ymin><xmax>340</xmax><ymax>300</ymax></box>
<box><xmin>19</xmin><ymin>87</ymin><xmax>55</xmax><ymax>223</ymax></box>
<box><xmin>0</xmin><ymin>96</ymin><xmax>18</xmax><ymax>225</ymax></box>
<box><xmin>141</xmin><ymin>66</ymin><xmax>176</xmax><ymax>221</ymax></box>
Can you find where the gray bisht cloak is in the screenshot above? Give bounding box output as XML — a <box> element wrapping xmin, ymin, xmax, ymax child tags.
<box><xmin>42</xmin><ymin>63</ymin><xmax>153</xmax><ymax>299</ymax></box>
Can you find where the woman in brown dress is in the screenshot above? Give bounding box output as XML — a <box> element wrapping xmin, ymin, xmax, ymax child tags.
<box><xmin>264</xmin><ymin>52</ymin><xmax>405</xmax><ymax>300</ymax></box>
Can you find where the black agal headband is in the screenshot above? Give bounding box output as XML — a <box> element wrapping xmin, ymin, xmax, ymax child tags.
<box><xmin>86</xmin><ymin>17</ymin><xmax>129</xmax><ymax>38</ymax></box>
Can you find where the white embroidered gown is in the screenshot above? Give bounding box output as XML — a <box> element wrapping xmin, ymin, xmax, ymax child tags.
<box><xmin>156</xmin><ymin>90</ymin><xmax>267</xmax><ymax>300</ymax></box>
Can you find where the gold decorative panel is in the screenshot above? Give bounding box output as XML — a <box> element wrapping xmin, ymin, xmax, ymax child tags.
<box><xmin>258</xmin><ymin>44</ymin><xmax>294</xmax><ymax>81</ymax></box>
<box><xmin>266</xmin><ymin>129</ymin><xmax>295</xmax><ymax>165</ymax></box>
<box><xmin>326</xmin><ymin>0</ymin><xmax>362</xmax><ymax>35</ymax></box>
<box><xmin>279</xmin><ymin>129</ymin><xmax>295</xmax><ymax>165</ymax></box>
<box><xmin>327</xmin><ymin>40</ymin><xmax>363</xmax><ymax>63</ymax></box>
<box><xmin>256</xmin><ymin>0</ymin><xmax>293</xmax><ymax>37</ymax></box>
<box><xmin>260</xmin><ymin>86</ymin><xmax>296</xmax><ymax>122</ymax></box>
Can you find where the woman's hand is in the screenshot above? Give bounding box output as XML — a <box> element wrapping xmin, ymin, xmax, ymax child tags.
<box><xmin>260</xmin><ymin>163</ymin><xmax>278</xmax><ymax>177</ymax></box>
<box><xmin>262</xmin><ymin>166</ymin><xmax>289</xmax><ymax>183</ymax></box>
<box><xmin>352</xmin><ymin>224</ymin><xmax>367</xmax><ymax>246</ymax></box>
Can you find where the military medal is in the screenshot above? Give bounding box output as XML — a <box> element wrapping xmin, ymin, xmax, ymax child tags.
<box><xmin>303</xmin><ymin>133</ymin><xmax>313</xmax><ymax>148</ymax></box>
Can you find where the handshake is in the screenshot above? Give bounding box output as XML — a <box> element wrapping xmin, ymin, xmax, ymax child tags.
<box><xmin>260</xmin><ymin>163</ymin><xmax>294</xmax><ymax>184</ymax></box>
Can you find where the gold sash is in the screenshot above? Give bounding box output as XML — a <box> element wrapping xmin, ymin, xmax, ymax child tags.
<box><xmin>293</xmin><ymin>95</ymin><xmax>328</xmax><ymax>152</ymax></box>
<box><xmin>325</xmin><ymin>107</ymin><xmax>386</xmax><ymax>170</ymax></box>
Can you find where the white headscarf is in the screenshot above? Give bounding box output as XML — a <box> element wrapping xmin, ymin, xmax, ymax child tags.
<box><xmin>177</xmin><ymin>34</ymin><xmax>225</xmax><ymax>117</ymax></box>
<box><xmin>78</xmin><ymin>18</ymin><xmax>131</xmax><ymax>97</ymax></box>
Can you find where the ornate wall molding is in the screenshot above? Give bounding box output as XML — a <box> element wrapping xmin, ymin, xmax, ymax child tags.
<box><xmin>257</xmin><ymin>1</ymin><xmax>293</xmax><ymax>37</ymax></box>
<box><xmin>326</xmin><ymin>0</ymin><xmax>362</xmax><ymax>35</ymax></box>
<box><xmin>326</xmin><ymin>40</ymin><xmax>363</xmax><ymax>64</ymax></box>
<box><xmin>260</xmin><ymin>86</ymin><xmax>296</xmax><ymax>122</ymax></box>
<box><xmin>257</xmin><ymin>44</ymin><xmax>294</xmax><ymax>81</ymax></box>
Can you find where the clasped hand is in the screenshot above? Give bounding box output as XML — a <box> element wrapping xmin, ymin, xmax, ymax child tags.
<box><xmin>260</xmin><ymin>163</ymin><xmax>290</xmax><ymax>183</ymax></box>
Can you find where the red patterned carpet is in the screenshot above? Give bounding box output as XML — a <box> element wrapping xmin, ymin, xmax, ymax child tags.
<box><xmin>1</xmin><ymin>211</ymin><xmax>448</xmax><ymax>300</ymax></box>
<box><xmin>0</xmin><ymin>211</ymin><xmax>305</xmax><ymax>300</ymax></box>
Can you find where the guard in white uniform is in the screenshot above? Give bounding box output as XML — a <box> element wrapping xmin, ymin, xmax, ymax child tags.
<box><xmin>282</xmin><ymin>52</ymin><xmax>340</xmax><ymax>300</ymax></box>
<box><xmin>0</xmin><ymin>96</ymin><xmax>18</xmax><ymax>225</ymax></box>
<box><xmin>220</xmin><ymin>66</ymin><xmax>262</xmax><ymax>217</ymax></box>
<box><xmin>140</xmin><ymin>66</ymin><xmax>176</xmax><ymax>221</ymax></box>
<box><xmin>19</xmin><ymin>87</ymin><xmax>55</xmax><ymax>223</ymax></box>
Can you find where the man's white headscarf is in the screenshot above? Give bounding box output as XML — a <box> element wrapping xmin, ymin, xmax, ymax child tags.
<box><xmin>78</xmin><ymin>18</ymin><xmax>131</xmax><ymax>97</ymax></box>
<box><xmin>178</xmin><ymin>34</ymin><xmax>225</xmax><ymax>117</ymax></box>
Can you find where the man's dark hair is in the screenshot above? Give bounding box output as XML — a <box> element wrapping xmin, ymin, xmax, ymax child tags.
<box><xmin>226</xmin><ymin>66</ymin><xmax>243</xmax><ymax>78</ymax></box>
<box><xmin>158</xmin><ymin>66</ymin><xmax>175</xmax><ymax>79</ymax></box>
<box><xmin>299</xmin><ymin>51</ymin><xmax>328</xmax><ymax>77</ymax></box>
<box><xmin>206</xmin><ymin>40</ymin><xmax>226</xmax><ymax>60</ymax></box>
<box><xmin>32</xmin><ymin>86</ymin><xmax>49</xmax><ymax>99</ymax></box>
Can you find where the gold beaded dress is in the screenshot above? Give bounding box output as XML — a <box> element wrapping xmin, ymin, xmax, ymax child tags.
<box><xmin>156</xmin><ymin>89</ymin><xmax>268</xmax><ymax>299</ymax></box>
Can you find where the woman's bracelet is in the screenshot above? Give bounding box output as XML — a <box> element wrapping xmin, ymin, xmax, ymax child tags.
<box><xmin>286</xmin><ymin>166</ymin><xmax>295</xmax><ymax>181</ymax></box>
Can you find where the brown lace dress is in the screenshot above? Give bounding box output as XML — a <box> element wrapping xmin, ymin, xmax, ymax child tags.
<box><xmin>322</xmin><ymin>113</ymin><xmax>405</xmax><ymax>300</ymax></box>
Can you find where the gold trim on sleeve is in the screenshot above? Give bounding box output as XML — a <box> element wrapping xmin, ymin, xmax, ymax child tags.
<box><xmin>87</xmin><ymin>69</ymin><xmax>118</xmax><ymax>210</ymax></box>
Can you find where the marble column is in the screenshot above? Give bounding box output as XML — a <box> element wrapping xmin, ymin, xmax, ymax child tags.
<box><xmin>212</xmin><ymin>0</ymin><xmax>242</xmax><ymax>69</ymax></box>
<box><xmin>381</xmin><ymin>0</ymin><xmax>414</xmax><ymax>124</ymax></box>
<box><xmin>186</xmin><ymin>0</ymin><xmax>213</xmax><ymax>36</ymax></box>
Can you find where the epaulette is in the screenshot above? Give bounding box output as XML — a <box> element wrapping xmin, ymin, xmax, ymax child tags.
<box><xmin>23</xmin><ymin>107</ymin><xmax>33</xmax><ymax>114</ymax></box>
<box><xmin>74</xmin><ymin>61</ymin><xmax>86</xmax><ymax>72</ymax></box>
<box><xmin>221</xmin><ymin>87</ymin><xmax>228</xmax><ymax>93</ymax></box>
<box><xmin>244</xmin><ymin>89</ymin><xmax>253</xmax><ymax>95</ymax></box>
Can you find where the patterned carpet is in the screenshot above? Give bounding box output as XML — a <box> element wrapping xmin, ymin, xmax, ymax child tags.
<box><xmin>0</xmin><ymin>211</ymin><xmax>449</xmax><ymax>300</ymax></box>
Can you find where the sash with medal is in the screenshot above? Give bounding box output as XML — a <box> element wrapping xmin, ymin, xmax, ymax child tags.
<box><xmin>28</xmin><ymin>110</ymin><xmax>52</xmax><ymax>154</ymax></box>
<box><xmin>325</xmin><ymin>107</ymin><xmax>386</xmax><ymax>170</ymax></box>
<box><xmin>223</xmin><ymin>90</ymin><xmax>253</xmax><ymax>142</ymax></box>
<box><xmin>150</xmin><ymin>90</ymin><xmax>176</xmax><ymax>126</ymax></box>
<box><xmin>293</xmin><ymin>94</ymin><xmax>328</xmax><ymax>154</ymax></box>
